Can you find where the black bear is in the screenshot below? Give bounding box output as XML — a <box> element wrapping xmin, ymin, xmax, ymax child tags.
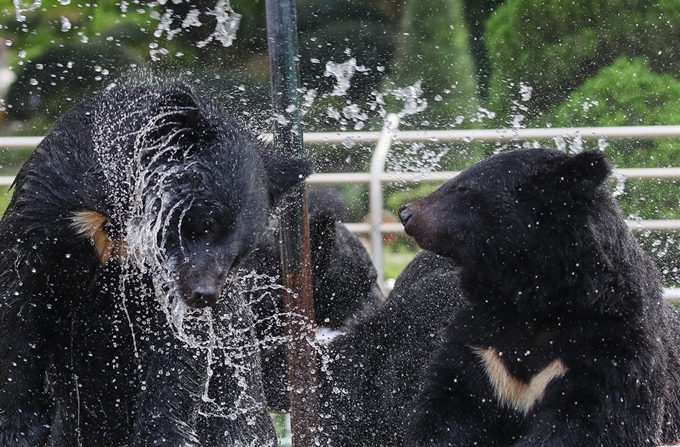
<box><xmin>318</xmin><ymin>250</ymin><xmax>466</xmax><ymax>446</ymax></box>
<box><xmin>305</xmin><ymin>187</ymin><xmax>384</xmax><ymax>329</ymax></box>
<box><xmin>243</xmin><ymin>186</ymin><xmax>384</xmax><ymax>411</ymax></box>
<box><xmin>399</xmin><ymin>148</ymin><xmax>680</xmax><ymax>446</ymax></box>
<box><xmin>0</xmin><ymin>83</ymin><xmax>311</xmax><ymax>446</ymax></box>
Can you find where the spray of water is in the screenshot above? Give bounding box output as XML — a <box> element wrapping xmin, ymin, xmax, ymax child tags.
<box><xmin>325</xmin><ymin>58</ymin><xmax>359</xmax><ymax>97</ymax></box>
<box><xmin>12</xmin><ymin>0</ymin><xmax>41</xmax><ymax>22</ymax></box>
<box><xmin>88</xmin><ymin>92</ymin><xmax>290</xmax><ymax>430</ymax></box>
<box><xmin>197</xmin><ymin>0</ymin><xmax>242</xmax><ymax>49</ymax></box>
<box><xmin>391</xmin><ymin>80</ymin><xmax>429</xmax><ymax>118</ymax></box>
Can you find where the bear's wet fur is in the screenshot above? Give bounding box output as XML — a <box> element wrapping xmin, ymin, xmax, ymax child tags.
<box><xmin>319</xmin><ymin>250</ymin><xmax>466</xmax><ymax>446</ymax></box>
<box><xmin>245</xmin><ymin>187</ymin><xmax>384</xmax><ymax>412</ymax></box>
<box><xmin>400</xmin><ymin>148</ymin><xmax>680</xmax><ymax>446</ymax></box>
<box><xmin>0</xmin><ymin>83</ymin><xmax>311</xmax><ymax>446</ymax></box>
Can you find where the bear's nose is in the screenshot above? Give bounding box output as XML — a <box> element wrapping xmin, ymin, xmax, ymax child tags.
<box><xmin>398</xmin><ymin>206</ymin><xmax>413</xmax><ymax>226</ymax></box>
<box><xmin>189</xmin><ymin>284</ymin><xmax>219</xmax><ymax>308</ymax></box>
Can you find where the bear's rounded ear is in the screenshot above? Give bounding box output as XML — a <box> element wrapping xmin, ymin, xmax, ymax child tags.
<box><xmin>539</xmin><ymin>151</ymin><xmax>611</xmax><ymax>197</ymax></box>
<box><xmin>158</xmin><ymin>83</ymin><xmax>200</xmax><ymax>110</ymax></box>
<box><xmin>145</xmin><ymin>84</ymin><xmax>217</xmax><ymax>157</ymax></box>
<box><xmin>261</xmin><ymin>150</ymin><xmax>313</xmax><ymax>205</ymax></box>
<box><xmin>569</xmin><ymin>151</ymin><xmax>611</xmax><ymax>183</ymax></box>
<box><xmin>562</xmin><ymin>151</ymin><xmax>611</xmax><ymax>194</ymax></box>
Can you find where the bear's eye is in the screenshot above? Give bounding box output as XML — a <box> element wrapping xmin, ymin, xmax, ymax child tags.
<box><xmin>182</xmin><ymin>217</ymin><xmax>221</xmax><ymax>241</ymax></box>
<box><xmin>455</xmin><ymin>186</ymin><xmax>469</xmax><ymax>193</ymax></box>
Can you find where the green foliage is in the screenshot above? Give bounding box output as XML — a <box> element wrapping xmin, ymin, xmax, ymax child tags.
<box><xmin>383</xmin><ymin>0</ymin><xmax>479</xmax><ymax>128</ymax></box>
<box><xmin>484</xmin><ymin>0</ymin><xmax>680</xmax><ymax>125</ymax></box>
<box><xmin>538</xmin><ymin>56</ymin><xmax>680</xmax><ymax>286</ymax></box>
<box><xmin>540</xmin><ymin>56</ymin><xmax>680</xmax><ymax>216</ymax></box>
<box><xmin>542</xmin><ymin>57</ymin><xmax>680</xmax><ymax>168</ymax></box>
<box><xmin>544</xmin><ymin>58</ymin><xmax>680</xmax><ymax>129</ymax></box>
<box><xmin>271</xmin><ymin>413</ymin><xmax>291</xmax><ymax>446</ymax></box>
<box><xmin>0</xmin><ymin>186</ymin><xmax>12</xmax><ymax>218</ymax></box>
<box><xmin>1</xmin><ymin>1</ymin><xmax>151</xmax><ymax>62</ymax></box>
<box><xmin>461</xmin><ymin>0</ymin><xmax>504</xmax><ymax>99</ymax></box>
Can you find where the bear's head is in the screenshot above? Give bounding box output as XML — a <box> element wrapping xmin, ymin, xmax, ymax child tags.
<box><xmin>79</xmin><ymin>83</ymin><xmax>312</xmax><ymax>309</ymax></box>
<box><xmin>399</xmin><ymin>149</ymin><xmax>613</xmax><ymax>276</ymax></box>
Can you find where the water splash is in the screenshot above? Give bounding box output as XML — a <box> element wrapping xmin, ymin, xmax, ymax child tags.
<box><xmin>387</xmin><ymin>141</ymin><xmax>450</xmax><ymax>179</ymax></box>
<box><xmin>144</xmin><ymin>0</ymin><xmax>241</xmax><ymax>58</ymax></box>
<box><xmin>568</xmin><ymin>134</ymin><xmax>583</xmax><ymax>154</ymax></box>
<box><xmin>197</xmin><ymin>0</ymin><xmax>242</xmax><ymax>48</ymax></box>
<box><xmin>391</xmin><ymin>80</ymin><xmax>428</xmax><ymax>118</ymax></box>
<box><xmin>153</xmin><ymin>9</ymin><xmax>181</xmax><ymax>40</ymax></box>
<box><xmin>598</xmin><ymin>138</ymin><xmax>609</xmax><ymax>152</ymax></box>
<box><xmin>325</xmin><ymin>58</ymin><xmax>359</xmax><ymax>97</ymax></box>
<box><xmin>299</xmin><ymin>87</ymin><xmax>317</xmax><ymax>116</ymax></box>
<box><xmin>89</xmin><ymin>93</ymin><xmax>285</xmax><ymax>428</ymax></box>
<box><xmin>12</xmin><ymin>0</ymin><xmax>41</xmax><ymax>22</ymax></box>
<box><xmin>612</xmin><ymin>170</ymin><xmax>627</xmax><ymax>197</ymax></box>
<box><xmin>553</xmin><ymin>135</ymin><xmax>567</xmax><ymax>152</ymax></box>
<box><xmin>182</xmin><ymin>8</ymin><xmax>202</xmax><ymax>28</ymax></box>
<box><xmin>518</xmin><ymin>82</ymin><xmax>533</xmax><ymax>102</ymax></box>
<box><xmin>342</xmin><ymin>103</ymin><xmax>369</xmax><ymax>130</ymax></box>
<box><xmin>508</xmin><ymin>81</ymin><xmax>532</xmax><ymax>129</ymax></box>
<box><xmin>60</xmin><ymin>16</ymin><xmax>71</xmax><ymax>32</ymax></box>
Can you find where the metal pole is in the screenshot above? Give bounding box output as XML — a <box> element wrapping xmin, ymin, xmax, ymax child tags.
<box><xmin>264</xmin><ymin>1</ymin><xmax>319</xmax><ymax>446</ymax></box>
<box><xmin>369</xmin><ymin>114</ymin><xmax>400</xmax><ymax>291</ymax></box>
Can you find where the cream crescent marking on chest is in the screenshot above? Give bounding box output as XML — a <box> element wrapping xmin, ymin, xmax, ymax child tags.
<box><xmin>472</xmin><ymin>346</ymin><xmax>568</xmax><ymax>414</ymax></box>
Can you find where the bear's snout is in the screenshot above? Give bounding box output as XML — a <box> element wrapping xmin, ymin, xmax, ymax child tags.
<box><xmin>187</xmin><ymin>282</ymin><xmax>222</xmax><ymax>308</ymax></box>
<box><xmin>399</xmin><ymin>205</ymin><xmax>413</xmax><ymax>226</ymax></box>
<box><xmin>179</xmin><ymin>265</ymin><xmax>228</xmax><ymax>309</ymax></box>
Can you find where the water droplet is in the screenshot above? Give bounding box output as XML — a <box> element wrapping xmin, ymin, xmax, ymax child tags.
<box><xmin>325</xmin><ymin>58</ymin><xmax>359</xmax><ymax>97</ymax></box>
<box><xmin>60</xmin><ymin>16</ymin><xmax>71</xmax><ymax>32</ymax></box>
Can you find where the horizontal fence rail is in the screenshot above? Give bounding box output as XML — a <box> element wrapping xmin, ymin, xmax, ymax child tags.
<box><xmin>3</xmin><ymin>124</ymin><xmax>680</xmax><ymax>298</ymax></box>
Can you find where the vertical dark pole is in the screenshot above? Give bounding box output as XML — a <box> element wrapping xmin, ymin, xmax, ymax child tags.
<box><xmin>265</xmin><ymin>1</ymin><xmax>319</xmax><ymax>446</ymax></box>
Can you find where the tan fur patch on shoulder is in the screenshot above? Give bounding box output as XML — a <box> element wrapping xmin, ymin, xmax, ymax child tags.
<box><xmin>71</xmin><ymin>211</ymin><xmax>127</xmax><ymax>264</ymax></box>
<box><xmin>472</xmin><ymin>346</ymin><xmax>567</xmax><ymax>414</ymax></box>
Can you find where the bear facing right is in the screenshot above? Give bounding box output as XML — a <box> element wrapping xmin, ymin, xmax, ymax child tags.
<box><xmin>400</xmin><ymin>148</ymin><xmax>680</xmax><ymax>447</ymax></box>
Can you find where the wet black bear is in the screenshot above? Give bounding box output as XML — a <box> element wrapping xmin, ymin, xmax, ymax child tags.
<box><xmin>400</xmin><ymin>148</ymin><xmax>680</xmax><ymax>446</ymax></box>
<box><xmin>305</xmin><ymin>187</ymin><xmax>384</xmax><ymax>329</ymax></box>
<box><xmin>318</xmin><ymin>250</ymin><xmax>466</xmax><ymax>446</ymax></box>
<box><xmin>0</xmin><ymin>83</ymin><xmax>311</xmax><ymax>446</ymax></box>
<box><xmin>244</xmin><ymin>187</ymin><xmax>384</xmax><ymax>411</ymax></box>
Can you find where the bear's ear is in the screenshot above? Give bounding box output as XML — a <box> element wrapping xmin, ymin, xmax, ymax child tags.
<box><xmin>540</xmin><ymin>151</ymin><xmax>611</xmax><ymax>197</ymax></box>
<box><xmin>146</xmin><ymin>84</ymin><xmax>217</xmax><ymax>158</ymax></box>
<box><xmin>261</xmin><ymin>150</ymin><xmax>313</xmax><ymax>205</ymax></box>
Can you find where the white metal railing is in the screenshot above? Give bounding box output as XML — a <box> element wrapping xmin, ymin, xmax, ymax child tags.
<box><xmin>3</xmin><ymin>123</ymin><xmax>680</xmax><ymax>298</ymax></box>
<box><xmin>313</xmin><ymin>120</ymin><xmax>680</xmax><ymax>300</ymax></box>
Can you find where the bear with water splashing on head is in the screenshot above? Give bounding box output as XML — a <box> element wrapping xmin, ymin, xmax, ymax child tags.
<box><xmin>399</xmin><ymin>148</ymin><xmax>680</xmax><ymax>446</ymax></box>
<box><xmin>0</xmin><ymin>83</ymin><xmax>311</xmax><ymax>446</ymax></box>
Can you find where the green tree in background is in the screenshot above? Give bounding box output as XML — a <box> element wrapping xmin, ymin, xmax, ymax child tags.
<box><xmin>539</xmin><ymin>56</ymin><xmax>680</xmax><ymax>217</ymax></box>
<box><xmin>540</xmin><ymin>57</ymin><xmax>680</xmax><ymax>286</ymax></box>
<box><xmin>461</xmin><ymin>0</ymin><xmax>504</xmax><ymax>99</ymax></box>
<box><xmin>383</xmin><ymin>0</ymin><xmax>479</xmax><ymax>128</ymax></box>
<box><xmin>542</xmin><ymin>57</ymin><xmax>680</xmax><ymax>169</ymax></box>
<box><xmin>484</xmin><ymin>0</ymin><xmax>680</xmax><ymax>126</ymax></box>
<box><xmin>0</xmin><ymin>0</ymin><xmax>273</xmax><ymax>130</ymax></box>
